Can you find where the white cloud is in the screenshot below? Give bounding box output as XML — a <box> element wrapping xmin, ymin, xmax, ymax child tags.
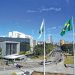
<box><xmin>47</xmin><ymin>34</ymin><xmax>52</xmax><ymax>36</ymax></box>
<box><xmin>27</xmin><ymin>10</ymin><xmax>40</xmax><ymax>13</ymax></box>
<box><xmin>42</xmin><ymin>7</ymin><xmax>61</xmax><ymax>12</ymax></box>
<box><xmin>51</xmin><ymin>27</ymin><xmax>57</xmax><ymax>29</ymax></box>
<box><xmin>47</xmin><ymin>26</ymin><xmax>57</xmax><ymax>31</ymax></box>
<box><xmin>26</xmin><ymin>7</ymin><xmax>61</xmax><ymax>13</ymax></box>
<box><xmin>0</xmin><ymin>35</ymin><xmax>7</xmax><ymax>37</ymax></box>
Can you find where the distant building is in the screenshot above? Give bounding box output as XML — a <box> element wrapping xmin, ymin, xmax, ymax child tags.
<box><xmin>46</xmin><ymin>35</ymin><xmax>53</xmax><ymax>44</ymax></box>
<box><xmin>60</xmin><ymin>40</ymin><xmax>65</xmax><ymax>46</ymax></box>
<box><xmin>9</xmin><ymin>31</ymin><xmax>33</xmax><ymax>51</ymax></box>
<box><xmin>9</xmin><ymin>31</ymin><xmax>30</xmax><ymax>38</ymax></box>
<box><xmin>56</xmin><ymin>42</ymin><xmax>60</xmax><ymax>46</ymax></box>
<box><xmin>37</xmin><ymin>41</ymin><xmax>44</xmax><ymax>45</ymax></box>
<box><xmin>33</xmin><ymin>40</ymin><xmax>37</xmax><ymax>48</ymax></box>
<box><xmin>65</xmin><ymin>41</ymin><xmax>71</xmax><ymax>44</ymax></box>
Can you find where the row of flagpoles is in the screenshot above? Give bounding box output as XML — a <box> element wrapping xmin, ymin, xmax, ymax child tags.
<box><xmin>38</xmin><ymin>17</ymin><xmax>74</xmax><ymax>75</ymax></box>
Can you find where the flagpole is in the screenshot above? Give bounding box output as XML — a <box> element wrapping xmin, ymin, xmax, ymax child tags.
<box><xmin>72</xmin><ymin>16</ymin><xmax>75</xmax><ymax>74</ymax></box>
<box><xmin>43</xmin><ymin>19</ymin><xmax>45</xmax><ymax>75</ymax></box>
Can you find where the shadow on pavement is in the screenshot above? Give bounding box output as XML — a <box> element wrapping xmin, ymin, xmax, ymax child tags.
<box><xmin>32</xmin><ymin>71</ymin><xmax>73</xmax><ymax>75</ymax></box>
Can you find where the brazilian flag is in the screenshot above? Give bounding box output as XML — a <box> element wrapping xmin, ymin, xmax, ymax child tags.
<box><xmin>60</xmin><ymin>18</ymin><xmax>72</xmax><ymax>36</ymax></box>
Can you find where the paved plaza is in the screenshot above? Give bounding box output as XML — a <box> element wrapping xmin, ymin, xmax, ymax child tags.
<box><xmin>0</xmin><ymin>47</ymin><xmax>74</xmax><ymax>75</ymax></box>
<box><xmin>0</xmin><ymin>60</ymin><xmax>74</xmax><ymax>75</ymax></box>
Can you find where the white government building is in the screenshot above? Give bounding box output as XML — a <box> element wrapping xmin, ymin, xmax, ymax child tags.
<box><xmin>0</xmin><ymin>31</ymin><xmax>33</xmax><ymax>62</ymax></box>
<box><xmin>8</xmin><ymin>31</ymin><xmax>33</xmax><ymax>52</ymax></box>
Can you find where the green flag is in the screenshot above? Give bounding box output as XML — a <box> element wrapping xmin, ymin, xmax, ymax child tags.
<box><xmin>60</xmin><ymin>18</ymin><xmax>72</xmax><ymax>36</ymax></box>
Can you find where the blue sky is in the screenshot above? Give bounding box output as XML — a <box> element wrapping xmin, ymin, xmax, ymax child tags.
<box><xmin>0</xmin><ymin>0</ymin><xmax>75</xmax><ymax>43</ymax></box>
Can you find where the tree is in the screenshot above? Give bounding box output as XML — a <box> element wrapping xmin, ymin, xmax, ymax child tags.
<box><xmin>33</xmin><ymin>43</ymin><xmax>54</xmax><ymax>56</ymax></box>
<box><xmin>45</xmin><ymin>43</ymin><xmax>53</xmax><ymax>54</ymax></box>
<box><xmin>61</xmin><ymin>44</ymin><xmax>73</xmax><ymax>55</ymax></box>
<box><xmin>33</xmin><ymin>44</ymin><xmax>43</xmax><ymax>56</ymax></box>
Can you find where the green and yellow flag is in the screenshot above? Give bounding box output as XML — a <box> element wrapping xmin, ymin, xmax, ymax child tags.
<box><xmin>60</xmin><ymin>18</ymin><xmax>72</xmax><ymax>36</ymax></box>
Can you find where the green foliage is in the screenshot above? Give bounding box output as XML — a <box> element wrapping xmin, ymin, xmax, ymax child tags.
<box><xmin>33</xmin><ymin>44</ymin><xmax>43</xmax><ymax>56</ymax></box>
<box><xmin>45</xmin><ymin>43</ymin><xmax>53</xmax><ymax>54</ymax></box>
<box><xmin>61</xmin><ymin>44</ymin><xmax>73</xmax><ymax>55</ymax></box>
<box><xmin>19</xmin><ymin>51</ymin><xmax>26</xmax><ymax>55</ymax></box>
<box><xmin>33</xmin><ymin>43</ymin><xmax>54</xmax><ymax>56</ymax></box>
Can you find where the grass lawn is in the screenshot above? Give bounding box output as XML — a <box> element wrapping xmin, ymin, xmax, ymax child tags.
<box><xmin>31</xmin><ymin>55</ymin><xmax>47</xmax><ymax>60</ymax></box>
<box><xmin>64</xmin><ymin>55</ymin><xmax>74</xmax><ymax>64</ymax></box>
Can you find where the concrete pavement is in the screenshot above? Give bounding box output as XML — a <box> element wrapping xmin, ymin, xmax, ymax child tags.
<box><xmin>0</xmin><ymin>61</ymin><xmax>74</xmax><ymax>75</ymax></box>
<box><xmin>0</xmin><ymin>47</ymin><xmax>74</xmax><ymax>75</ymax></box>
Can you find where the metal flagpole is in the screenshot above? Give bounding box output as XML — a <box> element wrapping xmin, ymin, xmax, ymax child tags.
<box><xmin>72</xmin><ymin>16</ymin><xmax>75</xmax><ymax>74</ymax></box>
<box><xmin>43</xmin><ymin>19</ymin><xmax>45</xmax><ymax>75</ymax></box>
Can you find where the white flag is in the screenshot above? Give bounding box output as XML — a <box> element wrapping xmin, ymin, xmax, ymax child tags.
<box><xmin>38</xmin><ymin>19</ymin><xmax>44</xmax><ymax>39</ymax></box>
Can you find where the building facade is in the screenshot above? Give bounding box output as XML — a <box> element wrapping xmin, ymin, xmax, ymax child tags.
<box><xmin>33</xmin><ymin>40</ymin><xmax>37</xmax><ymax>48</ymax></box>
<box><xmin>46</xmin><ymin>35</ymin><xmax>53</xmax><ymax>44</ymax></box>
<box><xmin>60</xmin><ymin>40</ymin><xmax>65</xmax><ymax>46</ymax></box>
<box><xmin>9</xmin><ymin>31</ymin><xmax>33</xmax><ymax>51</ymax></box>
<box><xmin>0</xmin><ymin>41</ymin><xmax>20</xmax><ymax>56</ymax></box>
<box><xmin>0</xmin><ymin>37</ymin><xmax>30</xmax><ymax>56</ymax></box>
